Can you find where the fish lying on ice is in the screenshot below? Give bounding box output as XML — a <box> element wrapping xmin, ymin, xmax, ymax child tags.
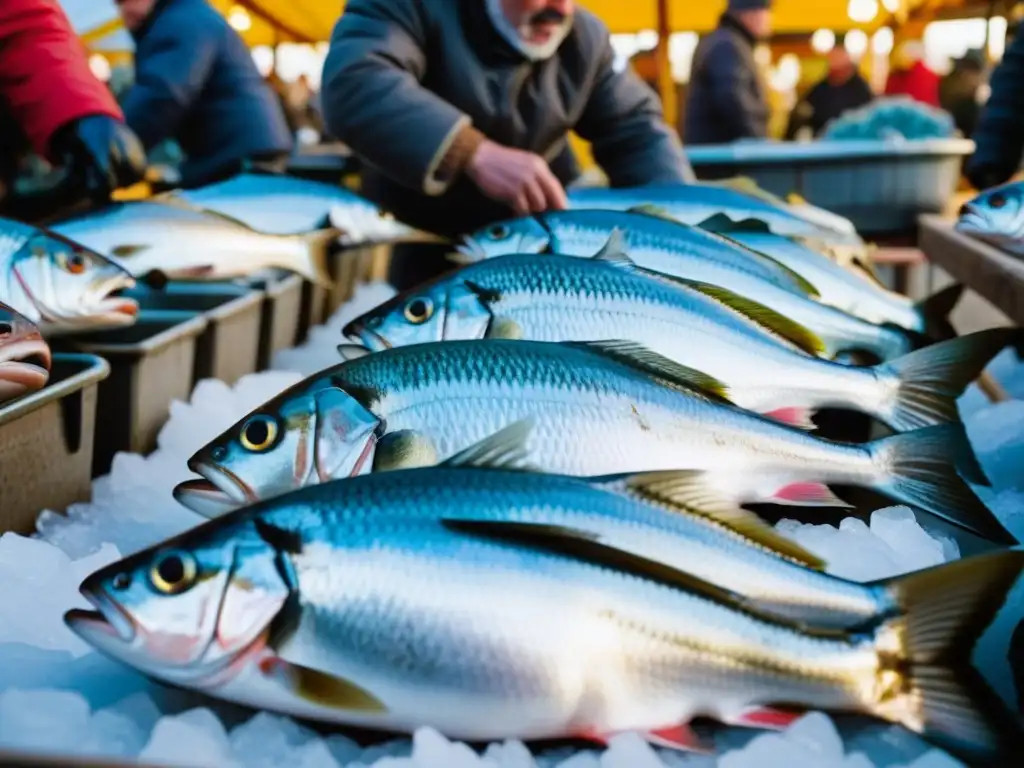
<box><xmin>459</xmin><ymin>212</ymin><xmax>916</xmax><ymax>361</ymax></box>
<box><xmin>956</xmin><ymin>181</ymin><xmax>1024</xmax><ymax>256</ymax></box>
<box><xmin>342</xmin><ymin>248</ymin><xmax>1013</xmax><ymax>432</ymax></box>
<box><xmin>49</xmin><ymin>198</ymin><xmax>336</xmax><ymax>285</ymax></box>
<box><xmin>70</xmin><ymin>465</ymin><xmax>1024</xmax><ymax>761</ymax></box>
<box><xmin>175</xmin><ymin>338</ymin><xmax>1011</xmax><ymax>543</ymax></box>
<box><xmin>0</xmin><ymin>218</ymin><xmax>137</xmax><ymax>335</ymax></box>
<box><xmin>0</xmin><ymin>301</ymin><xmax>50</xmax><ymax>402</ymax></box>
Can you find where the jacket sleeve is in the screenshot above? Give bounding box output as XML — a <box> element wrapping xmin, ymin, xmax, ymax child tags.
<box><xmin>967</xmin><ymin>33</ymin><xmax>1024</xmax><ymax>187</ymax></box>
<box><xmin>321</xmin><ymin>0</ymin><xmax>479</xmax><ymax>195</ymax></box>
<box><xmin>0</xmin><ymin>0</ymin><xmax>123</xmax><ymax>159</ymax></box>
<box><xmin>574</xmin><ymin>35</ymin><xmax>694</xmax><ymax>185</ymax></box>
<box><xmin>698</xmin><ymin>37</ymin><xmax>768</xmax><ymax>141</ymax></box>
<box><xmin>120</xmin><ymin>12</ymin><xmax>219</xmax><ymax>149</ymax></box>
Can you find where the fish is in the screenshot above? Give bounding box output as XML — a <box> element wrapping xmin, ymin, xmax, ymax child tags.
<box><xmin>698</xmin><ymin>214</ymin><xmax>962</xmax><ymax>340</ymax></box>
<box><xmin>68</xmin><ymin>466</ymin><xmax>1024</xmax><ymax>761</ymax></box>
<box><xmin>957</xmin><ymin>181</ymin><xmax>1024</xmax><ymax>256</ymax></box>
<box><xmin>342</xmin><ymin>247</ymin><xmax>1013</xmax><ymax>433</ymax></box>
<box><xmin>0</xmin><ymin>301</ymin><xmax>51</xmax><ymax>402</ymax></box>
<box><xmin>175</xmin><ymin>338</ymin><xmax>1011</xmax><ymax>543</ymax></box>
<box><xmin>459</xmin><ymin>212</ymin><xmax>916</xmax><ymax>361</ymax></box>
<box><xmin>49</xmin><ymin>198</ymin><xmax>336</xmax><ymax>286</ymax></box>
<box><xmin>173</xmin><ymin>172</ymin><xmax>443</xmax><ymax>243</ymax></box>
<box><xmin>702</xmin><ymin>176</ymin><xmax>859</xmax><ymax>236</ymax></box>
<box><xmin>0</xmin><ymin>218</ymin><xmax>138</xmax><ymax>335</ymax></box>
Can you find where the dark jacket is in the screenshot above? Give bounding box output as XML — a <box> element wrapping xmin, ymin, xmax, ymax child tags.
<box><xmin>785</xmin><ymin>73</ymin><xmax>874</xmax><ymax>139</ymax></box>
<box><xmin>684</xmin><ymin>14</ymin><xmax>769</xmax><ymax>145</ymax></box>
<box><xmin>967</xmin><ymin>32</ymin><xmax>1024</xmax><ymax>188</ymax></box>
<box><xmin>320</xmin><ymin>0</ymin><xmax>693</xmax><ymax>238</ymax></box>
<box><xmin>122</xmin><ymin>0</ymin><xmax>292</xmax><ymax>188</ymax></box>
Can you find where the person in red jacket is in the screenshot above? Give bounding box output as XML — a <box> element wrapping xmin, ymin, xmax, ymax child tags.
<box><xmin>884</xmin><ymin>40</ymin><xmax>941</xmax><ymax>108</ymax></box>
<box><xmin>0</xmin><ymin>0</ymin><xmax>146</xmax><ymax>210</ymax></box>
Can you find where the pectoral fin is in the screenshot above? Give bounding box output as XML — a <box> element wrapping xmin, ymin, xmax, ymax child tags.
<box><xmin>485</xmin><ymin>317</ymin><xmax>524</xmax><ymax>339</ymax></box>
<box><xmin>374</xmin><ymin>429</ymin><xmax>439</xmax><ymax>471</ymax></box>
<box><xmin>259</xmin><ymin>657</ymin><xmax>388</xmax><ymax>713</ymax></box>
<box><xmin>313</xmin><ymin>388</ymin><xmax>382</xmax><ymax>480</ymax></box>
<box><xmin>111</xmin><ymin>244</ymin><xmax>150</xmax><ymax>258</ymax></box>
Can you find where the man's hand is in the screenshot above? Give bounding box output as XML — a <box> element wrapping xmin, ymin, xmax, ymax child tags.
<box><xmin>465</xmin><ymin>139</ymin><xmax>567</xmax><ymax>215</ymax></box>
<box><xmin>52</xmin><ymin>115</ymin><xmax>148</xmax><ymax>200</ymax></box>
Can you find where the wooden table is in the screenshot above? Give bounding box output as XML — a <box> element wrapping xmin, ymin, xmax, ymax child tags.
<box><xmin>918</xmin><ymin>214</ymin><xmax>1024</xmax><ymax>326</ymax></box>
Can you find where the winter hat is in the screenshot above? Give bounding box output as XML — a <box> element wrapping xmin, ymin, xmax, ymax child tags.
<box><xmin>728</xmin><ymin>0</ymin><xmax>772</xmax><ymax>10</ymax></box>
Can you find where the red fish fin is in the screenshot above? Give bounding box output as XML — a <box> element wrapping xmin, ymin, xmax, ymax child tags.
<box><xmin>772</xmin><ymin>482</ymin><xmax>851</xmax><ymax>507</ymax></box>
<box><xmin>573</xmin><ymin>728</ymin><xmax>610</xmax><ymax>747</ymax></box>
<box><xmin>725</xmin><ymin>705</ymin><xmax>804</xmax><ymax>731</ymax></box>
<box><xmin>644</xmin><ymin>723</ymin><xmax>710</xmax><ymax>753</ymax></box>
<box><xmin>761</xmin><ymin>406</ymin><xmax>816</xmax><ymax>430</ymax></box>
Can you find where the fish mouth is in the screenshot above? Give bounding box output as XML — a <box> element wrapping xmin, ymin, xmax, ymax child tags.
<box><xmin>189</xmin><ymin>461</ymin><xmax>258</xmax><ymax>505</ymax></box>
<box><xmin>173</xmin><ymin>478</ymin><xmax>244</xmax><ymax>518</ymax></box>
<box><xmin>345</xmin><ymin>322</ymin><xmax>391</xmax><ymax>351</ymax></box>
<box><xmin>68</xmin><ymin>586</ymin><xmax>138</xmax><ymax>646</ymax></box>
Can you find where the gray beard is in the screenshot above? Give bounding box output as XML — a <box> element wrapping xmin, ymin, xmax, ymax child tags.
<box><xmin>484</xmin><ymin>0</ymin><xmax>572</xmax><ymax>61</ymax></box>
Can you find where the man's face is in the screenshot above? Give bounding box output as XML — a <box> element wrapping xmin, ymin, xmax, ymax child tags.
<box><xmin>501</xmin><ymin>0</ymin><xmax>574</xmax><ymax>58</ymax></box>
<box><xmin>115</xmin><ymin>0</ymin><xmax>157</xmax><ymax>32</ymax></box>
<box><xmin>739</xmin><ymin>8</ymin><xmax>772</xmax><ymax>40</ymax></box>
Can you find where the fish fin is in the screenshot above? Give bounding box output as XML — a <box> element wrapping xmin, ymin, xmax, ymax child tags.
<box><xmin>697</xmin><ymin>213</ymin><xmax>773</xmax><ymax>235</ymax></box>
<box><xmin>643</xmin><ymin>724</ymin><xmax>711</xmax><ymax>753</ymax></box>
<box><xmin>110</xmin><ymin>244</ymin><xmax>149</xmax><ymax>258</ymax></box>
<box><xmin>173</xmin><ymin>265</ymin><xmax>217</xmax><ymax>279</ymax></box>
<box><xmin>613</xmin><ymin>470</ymin><xmax>827</xmax><ymax>570</ymax></box>
<box><xmin>872</xmin><ymin>550</ymin><xmax>1024</xmax><ymax>764</ymax></box>
<box><xmin>259</xmin><ymin>657</ymin><xmax>388</xmax><ymax>713</ymax></box>
<box><xmin>771</xmin><ymin>482</ymin><xmax>852</xmax><ymax>508</ymax></box>
<box><xmin>462</xmin><ymin>279</ymin><xmax>502</xmax><ymax>304</ymax></box>
<box><xmin>626</xmin><ymin>203</ymin><xmax>676</xmax><ymax>221</ymax></box>
<box><xmin>563</xmin><ymin>340</ymin><xmax>732</xmax><ymax>404</ymax></box>
<box><xmin>761</xmin><ymin>406</ymin><xmax>817</xmax><ymax>430</ymax></box>
<box><xmin>724</xmin><ymin>705</ymin><xmax>804</xmax><ymax>731</ymax></box>
<box><xmin>868</xmin><ymin>425</ymin><xmax>1015</xmax><ymax>544</ymax></box>
<box><xmin>914</xmin><ymin>283</ymin><xmax>965</xmax><ymax>343</ymax></box>
<box><xmin>373</xmin><ymin>429</ymin><xmax>439</xmax><ymax>472</ymax></box>
<box><xmin>485</xmin><ymin>316</ymin><xmax>524</xmax><ymax>340</ymax></box>
<box><xmin>336</xmin><ymin>344</ymin><xmax>373</xmax><ymax>361</ymax></box>
<box><xmin>440</xmin><ymin>418</ymin><xmax>539</xmax><ymax>472</ymax></box>
<box><xmin>880</xmin><ymin>328</ymin><xmax>1018</xmax><ymax>433</ymax></box>
<box><xmin>313</xmin><ymin>388</ymin><xmax>382</xmax><ymax>481</ymax></box>
<box><xmin>295</xmin><ymin>228</ymin><xmax>339</xmax><ymax>287</ymax></box>
<box><xmin>592</xmin><ymin>229</ymin><xmax>631</xmax><ymax>265</ymax></box>
<box><xmin>638</xmin><ymin>273</ymin><xmax>827</xmax><ymax>357</ymax></box>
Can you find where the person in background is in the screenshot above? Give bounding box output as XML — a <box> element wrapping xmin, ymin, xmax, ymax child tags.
<box><xmin>884</xmin><ymin>40</ymin><xmax>941</xmax><ymax>108</ymax></box>
<box><xmin>940</xmin><ymin>50</ymin><xmax>986</xmax><ymax>140</ymax></box>
<box><xmin>684</xmin><ymin>0</ymin><xmax>773</xmax><ymax>145</ymax></box>
<box><xmin>785</xmin><ymin>43</ymin><xmax>874</xmax><ymax>139</ymax></box>
<box><xmin>321</xmin><ymin>0</ymin><xmax>693</xmax><ymax>260</ymax></box>
<box><xmin>113</xmin><ymin>0</ymin><xmax>293</xmax><ymax>188</ymax></box>
<box><xmin>966</xmin><ymin>28</ymin><xmax>1024</xmax><ymax>189</ymax></box>
<box><xmin>0</xmin><ymin>0</ymin><xmax>146</xmax><ymax>212</ymax></box>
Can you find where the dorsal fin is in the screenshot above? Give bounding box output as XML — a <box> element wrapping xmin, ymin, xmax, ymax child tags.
<box><xmin>441</xmin><ymin>418</ymin><xmax>539</xmax><ymax>472</ymax></box>
<box><xmin>591</xmin><ymin>229</ymin><xmax>633</xmax><ymax>267</ymax></box>
<box><xmin>606</xmin><ymin>470</ymin><xmax>826</xmax><ymax>570</ymax></box>
<box><xmin>698</xmin><ymin>213</ymin><xmax>772</xmax><ymax>235</ymax></box>
<box><xmin>563</xmin><ymin>340</ymin><xmax>732</xmax><ymax>404</ymax></box>
<box><xmin>634</xmin><ymin>270</ymin><xmax>826</xmax><ymax>358</ymax></box>
<box><xmin>626</xmin><ymin>204</ymin><xmax>677</xmax><ymax>222</ymax></box>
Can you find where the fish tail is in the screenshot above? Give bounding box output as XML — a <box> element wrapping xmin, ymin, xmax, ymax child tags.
<box><xmin>871</xmin><ymin>550</ymin><xmax>1024</xmax><ymax>764</ymax></box>
<box><xmin>914</xmin><ymin>283</ymin><xmax>964</xmax><ymax>343</ymax></box>
<box><xmin>878</xmin><ymin>328</ymin><xmax>1018</xmax><ymax>432</ymax></box>
<box><xmin>868</xmin><ymin>424</ymin><xmax>1014</xmax><ymax>544</ymax></box>
<box><xmin>295</xmin><ymin>228</ymin><xmax>340</xmax><ymax>287</ymax></box>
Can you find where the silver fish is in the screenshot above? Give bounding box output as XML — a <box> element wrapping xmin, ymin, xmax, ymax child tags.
<box><xmin>177</xmin><ymin>339</ymin><xmax>1009</xmax><ymax>543</ymax></box>
<box><xmin>174</xmin><ymin>172</ymin><xmax>442</xmax><ymax>243</ymax></box>
<box><xmin>0</xmin><ymin>301</ymin><xmax>50</xmax><ymax>402</ymax></box>
<box><xmin>957</xmin><ymin>181</ymin><xmax>1024</xmax><ymax>256</ymax></box>
<box><xmin>342</xmin><ymin>249</ymin><xmax>1013</xmax><ymax>433</ymax></box>
<box><xmin>68</xmin><ymin>469</ymin><xmax>1024</xmax><ymax>760</ymax></box>
<box><xmin>0</xmin><ymin>218</ymin><xmax>137</xmax><ymax>335</ymax></box>
<box><xmin>50</xmin><ymin>199</ymin><xmax>336</xmax><ymax>285</ymax></box>
<box><xmin>460</xmin><ymin>211</ymin><xmax>916</xmax><ymax>361</ymax></box>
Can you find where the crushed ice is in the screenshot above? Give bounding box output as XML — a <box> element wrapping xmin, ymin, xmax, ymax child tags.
<box><xmin>0</xmin><ymin>280</ymin><xmax>1020</xmax><ymax>766</ymax></box>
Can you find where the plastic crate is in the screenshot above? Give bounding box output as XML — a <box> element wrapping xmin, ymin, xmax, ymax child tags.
<box><xmin>55</xmin><ymin>311</ymin><xmax>208</xmax><ymax>476</ymax></box>
<box><xmin>298</xmin><ymin>279</ymin><xmax>329</xmax><ymax>343</ymax></box>
<box><xmin>0</xmin><ymin>354</ymin><xmax>109</xmax><ymax>532</ymax></box>
<box><xmin>122</xmin><ymin>283</ymin><xmax>263</xmax><ymax>386</ymax></box>
<box><xmin>241</xmin><ymin>271</ymin><xmax>304</xmax><ymax>369</ymax></box>
<box><xmin>685</xmin><ymin>138</ymin><xmax>975</xmax><ymax>236</ymax></box>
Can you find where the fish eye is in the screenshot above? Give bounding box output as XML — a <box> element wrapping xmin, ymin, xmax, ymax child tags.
<box><xmin>403</xmin><ymin>297</ymin><xmax>433</xmax><ymax>324</ymax></box>
<box><xmin>989</xmin><ymin>193</ymin><xmax>1008</xmax><ymax>209</ymax></box>
<box><xmin>239</xmin><ymin>414</ymin><xmax>279</xmax><ymax>452</ymax></box>
<box><xmin>0</xmin><ymin>322</ymin><xmax>10</xmax><ymax>337</ymax></box>
<box><xmin>487</xmin><ymin>225</ymin><xmax>510</xmax><ymax>241</ymax></box>
<box><xmin>149</xmin><ymin>550</ymin><xmax>197</xmax><ymax>595</ymax></box>
<box><xmin>112</xmin><ymin>572</ymin><xmax>132</xmax><ymax>591</ymax></box>
<box><xmin>56</xmin><ymin>251</ymin><xmax>87</xmax><ymax>275</ymax></box>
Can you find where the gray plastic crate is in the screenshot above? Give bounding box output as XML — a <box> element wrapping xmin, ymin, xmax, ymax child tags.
<box><xmin>686</xmin><ymin>138</ymin><xmax>975</xmax><ymax>235</ymax></box>
<box><xmin>0</xmin><ymin>353</ymin><xmax>109</xmax><ymax>532</ymax></box>
<box><xmin>244</xmin><ymin>271</ymin><xmax>304</xmax><ymax>369</ymax></box>
<box><xmin>122</xmin><ymin>283</ymin><xmax>263</xmax><ymax>386</ymax></box>
<box><xmin>56</xmin><ymin>311</ymin><xmax>207</xmax><ymax>477</ymax></box>
<box><xmin>298</xmin><ymin>279</ymin><xmax>329</xmax><ymax>343</ymax></box>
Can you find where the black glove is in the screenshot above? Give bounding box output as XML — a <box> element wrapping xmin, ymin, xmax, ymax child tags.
<box><xmin>51</xmin><ymin>114</ymin><xmax>147</xmax><ymax>200</ymax></box>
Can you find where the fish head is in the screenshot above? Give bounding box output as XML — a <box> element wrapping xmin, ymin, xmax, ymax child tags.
<box><xmin>9</xmin><ymin>231</ymin><xmax>137</xmax><ymax>333</ymax></box>
<box><xmin>66</xmin><ymin>518</ymin><xmax>291</xmax><ymax>684</ymax></box>
<box><xmin>959</xmin><ymin>184</ymin><xmax>1024</xmax><ymax>240</ymax></box>
<box><xmin>180</xmin><ymin>384</ymin><xmax>382</xmax><ymax>517</ymax></box>
<box><xmin>457</xmin><ymin>217</ymin><xmax>551</xmax><ymax>262</ymax></box>
<box><xmin>0</xmin><ymin>302</ymin><xmax>51</xmax><ymax>401</ymax></box>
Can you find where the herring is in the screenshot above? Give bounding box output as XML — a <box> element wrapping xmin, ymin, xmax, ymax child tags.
<box><xmin>177</xmin><ymin>338</ymin><xmax>1011</xmax><ymax>543</ymax></box>
<box><xmin>459</xmin><ymin>211</ymin><xmax>916</xmax><ymax>361</ymax></box>
<box><xmin>957</xmin><ymin>181</ymin><xmax>1024</xmax><ymax>256</ymax></box>
<box><xmin>0</xmin><ymin>301</ymin><xmax>50</xmax><ymax>402</ymax></box>
<box><xmin>70</xmin><ymin>465</ymin><xmax>1024</xmax><ymax>761</ymax></box>
<box><xmin>343</xmin><ymin>247</ymin><xmax>1013</xmax><ymax>432</ymax></box>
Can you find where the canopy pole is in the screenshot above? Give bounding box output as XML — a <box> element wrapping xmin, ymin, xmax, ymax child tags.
<box><xmin>655</xmin><ymin>0</ymin><xmax>677</xmax><ymax>130</ymax></box>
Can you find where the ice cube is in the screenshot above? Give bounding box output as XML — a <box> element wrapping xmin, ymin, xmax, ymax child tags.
<box><xmin>325</xmin><ymin>733</ymin><xmax>364</xmax><ymax>766</ymax></box>
<box><xmin>550</xmin><ymin>751</ymin><xmax>601</xmax><ymax>768</ymax></box>
<box><xmin>481</xmin><ymin>739</ymin><xmax>538</xmax><ymax>768</ymax></box>
<box><xmin>869</xmin><ymin>507</ymin><xmax>947</xmax><ymax>573</ymax></box>
<box><xmin>140</xmin><ymin>707</ymin><xmax>237</xmax><ymax>768</ymax></box>
<box><xmin>0</xmin><ymin>688</ymin><xmax>91</xmax><ymax>753</ymax></box>
<box><xmin>717</xmin><ymin>732</ymin><xmax>807</xmax><ymax>768</ymax></box>
<box><xmin>409</xmin><ymin>727</ymin><xmax>482</xmax><ymax>768</ymax></box>
<box><xmin>230</xmin><ymin>712</ymin><xmax>339</xmax><ymax>768</ymax></box>
<box><xmin>964</xmin><ymin>400</ymin><xmax>1024</xmax><ymax>491</ymax></box>
<box><xmin>783</xmin><ymin>713</ymin><xmax>843</xmax><ymax>762</ymax></box>
<box><xmin>107</xmin><ymin>691</ymin><xmax>164</xmax><ymax>735</ymax></box>
<box><xmin>81</xmin><ymin>707</ymin><xmax>148</xmax><ymax>758</ymax></box>
<box><xmin>906</xmin><ymin>749</ymin><xmax>966</xmax><ymax>768</ymax></box>
<box><xmin>600</xmin><ymin>733</ymin><xmax>665</xmax><ymax>768</ymax></box>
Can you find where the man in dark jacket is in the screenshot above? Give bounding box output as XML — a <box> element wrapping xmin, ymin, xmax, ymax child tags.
<box><xmin>0</xmin><ymin>0</ymin><xmax>146</xmax><ymax>213</ymax></box>
<box><xmin>785</xmin><ymin>46</ymin><xmax>874</xmax><ymax>139</ymax></box>
<box><xmin>684</xmin><ymin>0</ymin><xmax>772</xmax><ymax>145</ymax></box>
<box><xmin>966</xmin><ymin>32</ymin><xmax>1024</xmax><ymax>189</ymax></box>
<box><xmin>114</xmin><ymin>0</ymin><xmax>293</xmax><ymax>188</ymax></box>
<box><xmin>320</xmin><ymin>0</ymin><xmax>693</xmax><ymax>243</ymax></box>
